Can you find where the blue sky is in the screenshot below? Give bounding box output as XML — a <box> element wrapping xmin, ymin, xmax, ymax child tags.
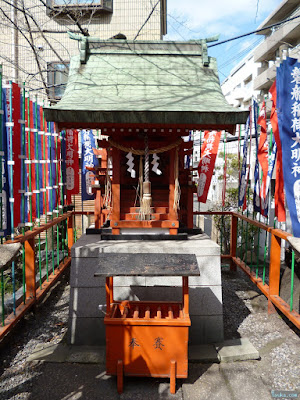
<box><xmin>165</xmin><ymin>0</ymin><xmax>283</xmax><ymax>81</ymax></box>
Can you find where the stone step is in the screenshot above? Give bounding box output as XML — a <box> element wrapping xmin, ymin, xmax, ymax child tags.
<box><xmin>121</xmin><ymin>213</ymin><xmax>169</xmax><ymax>221</ymax></box>
<box><xmin>112</xmin><ymin>220</ymin><xmax>179</xmax><ymax>229</ymax></box>
<box><xmin>129</xmin><ymin>206</ymin><xmax>168</xmax><ymax>214</ymax></box>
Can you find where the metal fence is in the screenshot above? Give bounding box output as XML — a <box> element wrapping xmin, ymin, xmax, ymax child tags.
<box><xmin>195</xmin><ymin>211</ymin><xmax>300</xmax><ymax>330</ymax></box>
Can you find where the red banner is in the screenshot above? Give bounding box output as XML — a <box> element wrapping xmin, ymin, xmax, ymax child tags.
<box><xmin>269</xmin><ymin>81</ymin><xmax>286</xmax><ymax>222</ymax></box>
<box><xmin>197</xmin><ymin>131</ymin><xmax>221</xmax><ymax>203</ymax></box>
<box><xmin>222</xmin><ymin>142</ymin><xmax>227</xmax><ymax>207</ymax></box>
<box><xmin>257</xmin><ymin>102</ymin><xmax>269</xmax><ymax>210</ymax></box>
<box><xmin>11</xmin><ymin>83</ymin><xmax>22</xmax><ymax>226</ymax></box>
<box><xmin>65</xmin><ymin>129</ymin><xmax>79</xmax><ymax>204</ymax></box>
<box><xmin>29</xmin><ymin>100</ymin><xmax>36</xmax><ymax>220</ymax></box>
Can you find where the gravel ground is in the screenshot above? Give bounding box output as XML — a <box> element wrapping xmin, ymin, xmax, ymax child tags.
<box><xmin>0</xmin><ymin>267</ymin><xmax>299</xmax><ymax>399</ymax></box>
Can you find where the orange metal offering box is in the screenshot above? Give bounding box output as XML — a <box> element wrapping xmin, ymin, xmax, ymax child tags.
<box><xmin>94</xmin><ymin>253</ymin><xmax>199</xmax><ymax>394</ymax></box>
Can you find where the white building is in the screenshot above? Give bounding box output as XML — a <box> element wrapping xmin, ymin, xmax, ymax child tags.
<box><xmin>221</xmin><ymin>50</ymin><xmax>260</xmax><ymax>110</ymax></box>
<box><xmin>253</xmin><ymin>0</ymin><xmax>300</xmax><ymax>94</ymax></box>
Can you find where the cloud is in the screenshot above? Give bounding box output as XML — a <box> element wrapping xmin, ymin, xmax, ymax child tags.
<box><xmin>167</xmin><ymin>0</ymin><xmax>283</xmax><ymax>38</ymax></box>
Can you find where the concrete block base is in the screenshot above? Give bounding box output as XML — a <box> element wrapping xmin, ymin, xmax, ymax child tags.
<box><xmin>68</xmin><ymin>233</ymin><xmax>224</xmax><ymax>346</ymax></box>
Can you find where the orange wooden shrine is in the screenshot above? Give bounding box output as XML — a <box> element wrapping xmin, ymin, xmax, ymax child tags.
<box><xmin>94</xmin><ymin>253</ymin><xmax>199</xmax><ymax>394</ymax></box>
<box><xmin>90</xmin><ymin>128</ymin><xmax>196</xmax><ymax>235</ymax></box>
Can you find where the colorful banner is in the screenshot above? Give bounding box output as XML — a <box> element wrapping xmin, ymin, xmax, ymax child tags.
<box><xmin>66</xmin><ymin>129</ymin><xmax>79</xmax><ymax>204</ymax></box>
<box><xmin>277</xmin><ymin>57</ymin><xmax>300</xmax><ymax>236</ymax></box>
<box><xmin>11</xmin><ymin>83</ymin><xmax>22</xmax><ymax>226</ymax></box>
<box><xmin>238</xmin><ymin>116</ymin><xmax>250</xmax><ymax>208</ymax></box>
<box><xmin>36</xmin><ymin>104</ymin><xmax>44</xmax><ymax>217</ymax></box>
<box><xmin>81</xmin><ymin>130</ymin><xmax>98</xmax><ymax>201</ymax></box>
<box><xmin>257</xmin><ymin>101</ymin><xmax>269</xmax><ymax>211</ymax></box>
<box><xmin>253</xmin><ymin>99</ymin><xmax>262</xmax><ymax>213</ymax></box>
<box><xmin>263</xmin><ymin>139</ymin><xmax>277</xmax><ymax>217</ymax></box>
<box><xmin>197</xmin><ymin>130</ymin><xmax>221</xmax><ymax>203</ymax></box>
<box><xmin>270</xmin><ymin>80</ymin><xmax>286</xmax><ymax>222</ymax></box>
<box><xmin>29</xmin><ymin>100</ymin><xmax>37</xmax><ymax>220</ymax></box>
<box><xmin>50</xmin><ymin>122</ymin><xmax>57</xmax><ymax>212</ymax></box>
<box><xmin>60</xmin><ymin>130</ymin><xmax>66</xmax><ymax>208</ymax></box>
<box><xmin>222</xmin><ymin>137</ymin><xmax>227</xmax><ymax>207</ymax></box>
<box><xmin>20</xmin><ymin>92</ymin><xmax>28</xmax><ymax>225</ymax></box>
<box><xmin>1</xmin><ymin>89</ymin><xmax>11</xmax><ymax>237</ymax></box>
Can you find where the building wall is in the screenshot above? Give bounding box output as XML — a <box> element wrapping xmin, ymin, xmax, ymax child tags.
<box><xmin>0</xmin><ymin>0</ymin><xmax>167</xmax><ymax>101</ymax></box>
<box><xmin>253</xmin><ymin>0</ymin><xmax>300</xmax><ymax>93</ymax></box>
<box><xmin>221</xmin><ymin>52</ymin><xmax>260</xmax><ymax>111</ymax></box>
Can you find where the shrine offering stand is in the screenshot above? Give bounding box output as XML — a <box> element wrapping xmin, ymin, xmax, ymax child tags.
<box><xmin>94</xmin><ymin>253</ymin><xmax>199</xmax><ymax>394</ymax></box>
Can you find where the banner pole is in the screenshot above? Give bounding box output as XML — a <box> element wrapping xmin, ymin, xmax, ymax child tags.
<box><xmin>8</xmin><ymin>81</ymin><xmax>16</xmax><ymax>314</ymax></box>
<box><xmin>42</xmin><ymin>104</ymin><xmax>49</xmax><ymax>281</ymax></box>
<box><xmin>21</xmin><ymin>83</ymin><xmax>26</xmax><ymax>302</ymax></box>
<box><xmin>0</xmin><ymin>67</ymin><xmax>4</xmax><ymax>325</ymax></box>
<box><xmin>48</xmin><ymin>121</ymin><xmax>55</xmax><ymax>274</ymax></box>
<box><xmin>34</xmin><ymin>98</ymin><xmax>42</xmax><ymax>288</ymax></box>
<box><xmin>27</xmin><ymin>94</ymin><xmax>33</xmax><ymax>230</ymax></box>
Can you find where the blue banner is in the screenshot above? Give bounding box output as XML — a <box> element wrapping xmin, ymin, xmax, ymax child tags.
<box><xmin>61</xmin><ymin>131</ymin><xmax>66</xmax><ymax>206</ymax></box>
<box><xmin>20</xmin><ymin>93</ymin><xmax>28</xmax><ymax>224</ymax></box>
<box><xmin>37</xmin><ymin>105</ymin><xmax>44</xmax><ymax>216</ymax></box>
<box><xmin>50</xmin><ymin>123</ymin><xmax>57</xmax><ymax>212</ymax></box>
<box><xmin>238</xmin><ymin>116</ymin><xmax>250</xmax><ymax>207</ymax></box>
<box><xmin>185</xmin><ymin>131</ymin><xmax>192</xmax><ymax>169</ymax></box>
<box><xmin>81</xmin><ymin>130</ymin><xmax>98</xmax><ymax>201</ymax></box>
<box><xmin>253</xmin><ymin>100</ymin><xmax>262</xmax><ymax>213</ymax></box>
<box><xmin>277</xmin><ymin>57</ymin><xmax>300</xmax><ymax>236</ymax></box>
<box><xmin>263</xmin><ymin>139</ymin><xmax>277</xmax><ymax>217</ymax></box>
<box><xmin>1</xmin><ymin>89</ymin><xmax>11</xmax><ymax>237</ymax></box>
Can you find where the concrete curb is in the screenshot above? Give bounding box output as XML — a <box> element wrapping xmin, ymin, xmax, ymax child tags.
<box><xmin>27</xmin><ymin>338</ymin><xmax>259</xmax><ymax>365</ymax></box>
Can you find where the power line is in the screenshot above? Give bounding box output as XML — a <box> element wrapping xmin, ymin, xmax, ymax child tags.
<box><xmin>134</xmin><ymin>0</ymin><xmax>161</xmax><ymax>40</ymax></box>
<box><xmin>208</xmin><ymin>13</ymin><xmax>300</xmax><ymax>48</ymax></box>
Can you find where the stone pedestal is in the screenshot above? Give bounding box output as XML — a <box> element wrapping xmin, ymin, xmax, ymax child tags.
<box><xmin>68</xmin><ymin>233</ymin><xmax>223</xmax><ymax>345</ymax></box>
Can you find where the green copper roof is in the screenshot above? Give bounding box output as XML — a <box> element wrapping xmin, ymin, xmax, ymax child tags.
<box><xmin>44</xmin><ymin>39</ymin><xmax>248</xmax><ymax>129</ymax></box>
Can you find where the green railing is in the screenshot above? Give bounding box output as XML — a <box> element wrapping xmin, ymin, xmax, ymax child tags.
<box><xmin>194</xmin><ymin>211</ymin><xmax>300</xmax><ymax>330</ymax></box>
<box><xmin>0</xmin><ymin>212</ymin><xmax>74</xmax><ymax>340</ymax></box>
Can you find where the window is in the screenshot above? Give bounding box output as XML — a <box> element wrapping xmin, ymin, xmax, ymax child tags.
<box><xmin>47</xmin><ymin>62</ymin><xmax>70</xmax><ymax>102</ymax></box>
<box><xmin>46</xmin><ymin>0</ymin><xmax>113</xmax><ymax>16</ymax></box>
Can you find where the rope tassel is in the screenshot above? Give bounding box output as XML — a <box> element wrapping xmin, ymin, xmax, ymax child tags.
<box><xmin>139</xmin><ymin>134</ymin><xmax>152</xmax><ymax>219</ymax></box>
<box><xmin>173</xmin><ymin>147</ymin><xmax>181</xmax><ymax>212</ymax></box>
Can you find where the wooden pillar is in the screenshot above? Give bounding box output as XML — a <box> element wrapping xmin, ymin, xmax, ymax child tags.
<box><xmin>187</xmin><ymin>187</ymin><xmax>193</xmax><ymax>229</ymax></box>
<box><xmin>112</xmin><ymin>148</ymin><xmax>120</xmax><ymax>234</ymax></box>
<box><xmin>182</xmin><ymin>276</ymin><xmax>189</xmax><ymax>316</ymax></box>
<box><xmin>25</xmin><ymin>238</ymin><xmax>36</xmax><ymax>301</ymax></box>
<box><xmin>106</xmin><ymin>277</ymin><xmax>111</xmax><ymax>315</ymax></box>
<box><xmin>67</xmin><ymin>214</ymin><xmax>74</xmax><ymax>255</ymax></box>
<box><xmin>169</xmin><ymin>148</ymin><xmax>177</xmax><ymax>222</ymax></box>
<box><xmin>230</xmin><ymin>214</ymin><xmax>238</xmax><ymax>271</ymax></box>
<box><xmin>170</xmin><ymin>360</ymin><xmax>176</xmax><ymax>394</ymax></box>
<box><xmin>269</xmin><ymin>233</ymin><xmax>281</xmax><ymax>297</ymax></box>
<box><xmin>94</xmin><ymin>189</ymin><xmax>101</xmax><ymax>229</ymax></box>
<box><xmin>109</xmin><ymin>276</ymin><xmax>114</xmax><ymax>305</ymax></box>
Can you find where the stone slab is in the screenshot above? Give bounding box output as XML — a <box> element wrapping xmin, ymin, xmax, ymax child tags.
<box><xmin>71</xmin><ymin>233</ymin><xmax>220</xmax><ymax>258</ymax></box>
<box><xmin>69</xmin><ymin>285</ymin><xmax>222</xmax><ymax>318</ymax></box>
<box><xmin>94</xmin><ymin>253</ymin><xmax>199</xmax><ymax>276</ymax></box>
<box><xmin>69</xmin><ymin>287</ymin><xmax>106</xmax><ymax>318</ymax></box>
<box><xmin>0</xmin><ymin>243</ymin><xmax>21</xmax><ymax>270</ymax></box>
<box><xmin>27</xmin><ymin>343</ymin><xmax>106</xmax><ymax>364</ymax></box>
<box><xmin>214</xmin><ymin>338</ymin><xmax>260</xmax><ymax>362</ymax></box>
<box><xmin>182</xmin><ymin>362</ymin><xmax>271</xmax><ymax>400</ymax></box>
<box><xmin>68</xmin><ymin>317</ymin><xmax>106</xmax><ymax>346</ymax></box>
<box><xmin>27</xmin><ymin>343</ymin><xmax>70</xmax><ymax>363</ymax></box>
<box><xmin>70</xmin><ymin>256</ymin><xmax>220</xmax><ymax>287</ymax></box>
<box><xmin>189</xmin><ymin>315</ymin><xmax>224</xmax><ymax>344</ymax></box>
<box><xmin>189</xmin><ymin>344</ymin><xmax>219</xmax><ymax>363</ymax></box>
<box><xmin>70</xmin><ymin>259</ymin><xmax>146</xmax><ymax>287</ymax></box>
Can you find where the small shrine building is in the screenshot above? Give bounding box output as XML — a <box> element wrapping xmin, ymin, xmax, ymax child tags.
<box><xmin>45</xmin><ymin>37</ymin><xmax>248</xmax><ymax>347</ymax></box>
